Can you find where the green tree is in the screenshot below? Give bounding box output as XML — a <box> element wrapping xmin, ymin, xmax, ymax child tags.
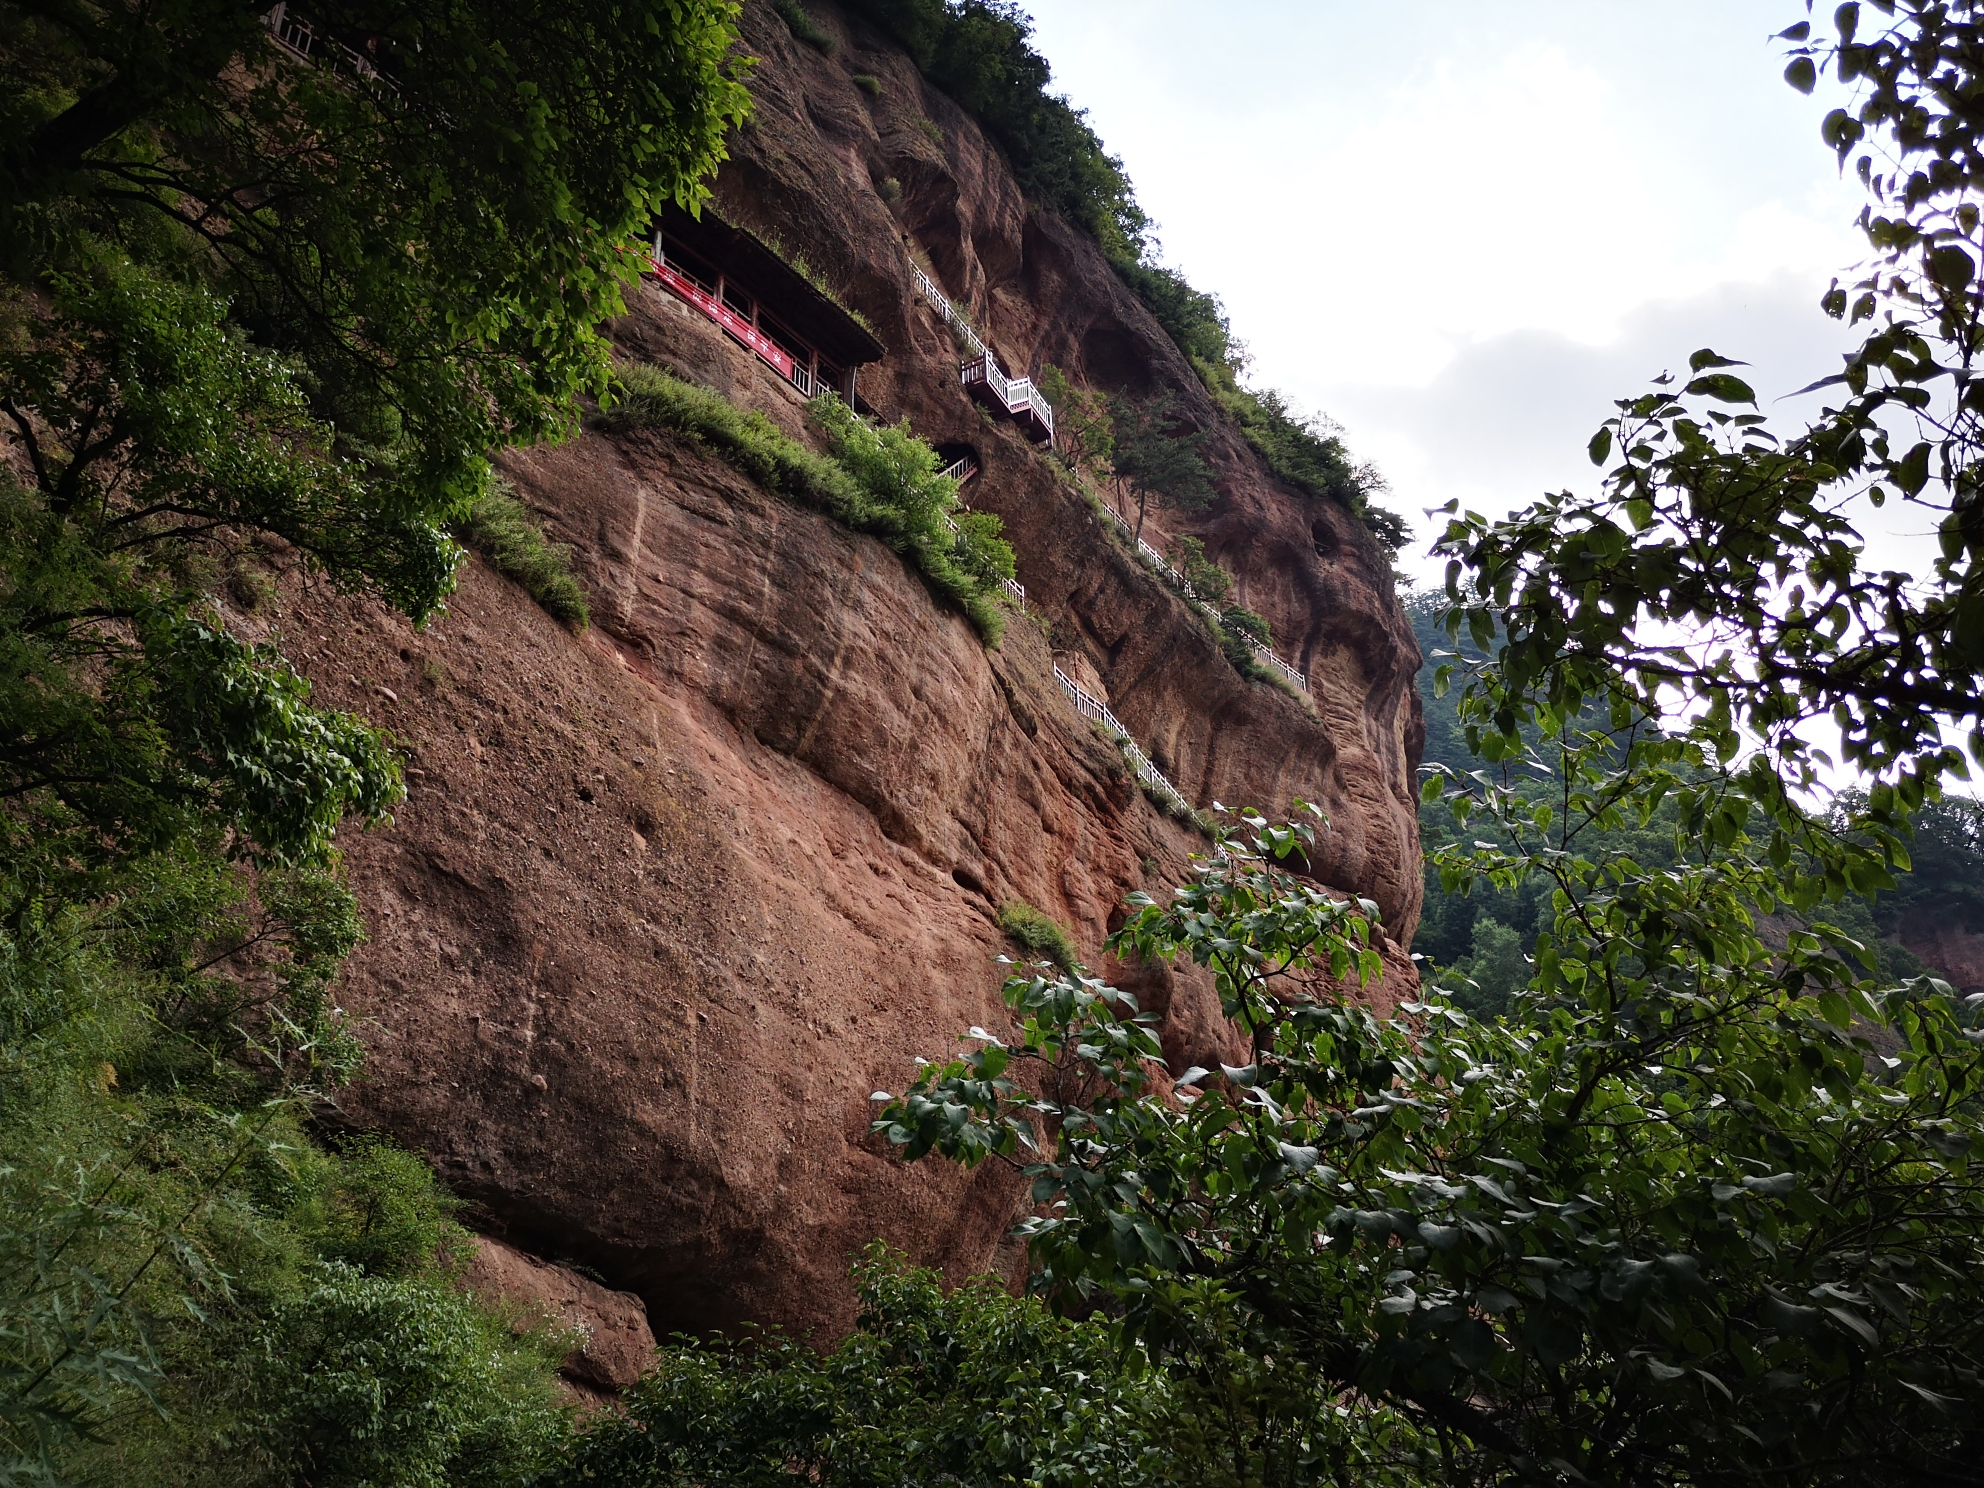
<box><xmin>0</xmin><ymin>0</ymin><xmax>748</xmax><ymax>898</ymax></box>
<box><xmin>1173</xmin><ymin>535</ymin><xmax>1232</xmax><ymax>604</ymax></box>
<box><xmin>1108</xmin><ymin>392</ymin><xmax>1213</xmax><ymax>544</ymax></box>
<box><xmin>1432</xmin><ymin>914</ymin><xmax>1527</xmax><ymax>1022</ymax></box>
<box><xmin>1038</xmin><ymin>362</ymin><xmax>1115</xmax><ymax>485</ymax></box>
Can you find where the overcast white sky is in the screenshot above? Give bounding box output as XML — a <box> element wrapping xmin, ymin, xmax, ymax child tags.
<box><xmin>1022</xmin><ymin>1</ymin><xmax>1915</xmax><ymax>584</ymax></box>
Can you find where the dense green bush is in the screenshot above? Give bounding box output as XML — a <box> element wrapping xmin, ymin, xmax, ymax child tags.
<box><xmin>996</xmin><ymin>900</ymin><xmax>1080</xmax><ymax>970</ymax></box>
<box><xmin>0</xmin><ymin>884</ymin><xmax>572</xmax><ymax>1485</ymax></box>
<box><xmin>550</xmin><ymin>1246</ymin><xmax>1211</xmax><ymax>1488</ymax></box>
<box><xmin>1219</xmin><ymin>603</ymin><xmax>1271</xmax><ymax>649</ymax></box>
<box><xmin>1173</xmin><ymin>536</ymin><xmax>1231</xmax><ymax>604</ymax></box>
<box><xmin>600</xmin><ymin>362</ymin><xmax>1014</xmax><ymax>641</ymax></box>
<box><xmin>456</xmin><ymin>482</ymin><xmax>591</xmax><ymax>629</ymax></box>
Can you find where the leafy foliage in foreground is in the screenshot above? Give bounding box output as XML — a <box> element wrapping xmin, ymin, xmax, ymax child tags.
<box><xmin>555</xmin><ymin>1243</ymin><xmax>1434</xmax><ymax>1488</ymax></box>
<box><xmin>601</xmin><ymin>362</ymin><xmax>1015</xmax><ymax>640</ymax></box>
<box><xmin>878</xmin><ymin>802</ymin><xmax>1984</xmax><ymax>1485</ymax></box>
<box><xmin>872</xmin><ymin>6</ymin><xmax>1984</xmax><ymax>1478</ymax></box>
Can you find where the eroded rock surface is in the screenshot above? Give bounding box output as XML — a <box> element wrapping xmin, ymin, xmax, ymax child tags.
<box><xmin>464</xmin><ymin>1237</ymin><xmax>658</xmax><ymax>1399</ymax></box>
<box><xmin>289</xmin><ymin>0</ymin><xmax>1424</xmax><ymax>1342</ymax></box>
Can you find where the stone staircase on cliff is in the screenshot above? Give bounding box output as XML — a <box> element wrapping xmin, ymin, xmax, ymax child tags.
<box><xmin>1051</xmin><ymin>666</ymin><xmax>1193</xmax><ymax>816</ymax></box>
<box><xmin>1094</xmin><ymin>502</ymin><xmax>1309</xmax><ymax>692</ymax></box>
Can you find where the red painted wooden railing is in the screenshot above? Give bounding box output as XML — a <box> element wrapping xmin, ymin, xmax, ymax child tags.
<box><xmin>647</xmin><ymin>257</ymin><xmax>799</xmax><ymax>380</ymax></box>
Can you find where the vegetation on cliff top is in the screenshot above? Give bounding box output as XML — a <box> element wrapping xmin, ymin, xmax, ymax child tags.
<box><xmin>0</xmin><ymin>0</ymin><xmax>749</xmax><ymax>1477</ymax></box>
<box><xmin>841</xmin><ymin>0</ymin><xmax>1406</xmax><ymax>553</ymax></box>
<box><xmin>599</xmin><ymin>362</ymin><xmax>1016</xmax><ymax>641</ymax></box>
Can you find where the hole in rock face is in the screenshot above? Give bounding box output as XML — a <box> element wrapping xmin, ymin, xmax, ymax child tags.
<box><xmin>952</xmin><ymin>866</ymin><xmax>987</xmax><ymax>897</ymax></box>
<box><xmin>1311</xmin><ymin>519</ymin><xmax>1340</xmax><ymax>560</ymax></box>
<box><xmin>934</xmin><ymin>442</ymin><xmax>980</xmax><ymax>472</ymax></box>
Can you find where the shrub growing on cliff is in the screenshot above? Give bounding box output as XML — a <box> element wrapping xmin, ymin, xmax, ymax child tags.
<box><xmin>996</xmin><ymin>899</ymin><xmax>1079</xmax><ymax>970</ymax></box>
<box><xmin>1039</xmin><ymin>363</ymin><xmax>1115</xmax><ymax>485</ymax></box>
<box><xmin>600</xmin><ymin>363</ymin><xmax>1014</xmax><ymax>641</ymax></box>
<box><xmin>1173</xmin><ymin>536</ymin><xmax>1232</xmax><ymax>604</ymax></box>
<box><xmin>772</xmin><ymin>0</ymin><xmax>839</xmax><ymax>54</ymax></box>
<box><xmin>457</xmin><ymin>482</ymin><xmax>591</xmax><ymax>630</ymax></box>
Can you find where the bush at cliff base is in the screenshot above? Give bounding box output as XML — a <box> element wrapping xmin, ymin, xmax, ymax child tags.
<box><xmin>553</xmin><ymin>1242</ymin><xmax>1435</xmax><ymax>1488</ymax></box>
<box><xmin>0</xmin><ymin>877</ymin><xmax>575</xmax><ymax>1485</ymax></box>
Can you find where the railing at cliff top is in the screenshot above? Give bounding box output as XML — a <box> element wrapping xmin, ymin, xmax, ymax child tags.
<box><xmin>908</xmin><ymin>263</ymin><xmax>1054</xmax><ymax>444</ymax></box>
<box><xmin>1053</xmin><ymin>667</ymin><xmax>1192</xmax><ymax>815</ymax></box>
<box><xmin>1095</xmin><ymin>500</ymin><xmax>1309</xmax><ymax>692</ymax></box>
<box><xmin>262</xmin><ymin>4</ymin><xmax>399</xmax><ymax>91</ymax></box>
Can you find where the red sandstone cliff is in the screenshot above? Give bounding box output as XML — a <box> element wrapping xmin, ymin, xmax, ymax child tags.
<box><xmin>271</xmin><ymin>0</ymin><xmax>1424</xmax><ymax>1342</ymax></box>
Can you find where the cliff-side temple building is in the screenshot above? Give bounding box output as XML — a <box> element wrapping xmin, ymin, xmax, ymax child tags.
<box><xmin>646</xmin><ymin>204</ymin><xmax>885</xmax><ymax>410</ymax></box>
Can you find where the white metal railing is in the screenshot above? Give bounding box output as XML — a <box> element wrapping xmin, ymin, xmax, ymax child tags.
<box><xmin>1094</xmin><ymin>498</ymin><xmax>1309</xmax><ymax>691</ymax></box>
<box><xmin>262</xmin><ymin>4</ymin><xmax>397</xmax><ymax>90</ymax></box>
<box><xmin>908</xmin><ymin>263</ymin><xmax>1054</xmax><ymax>443</ymax></box>
<box><xmin>940</xmin><ymin>456</ymin><xmax>979</xmax><ymax>484</ymax></box>
<box><xmin>1053</xmin><ymin>667</ymin><xmax>1192</xmax><ymax>815</ymax></box>
<box><xmin>911</xmin><ymin>262</ymin><xmax>987</xmax><ymax>360</ymax></box>
<box><xmin>961</xmin><ymin>351</ymin><xmax>1054</xmax><ymax>438</ymax></box>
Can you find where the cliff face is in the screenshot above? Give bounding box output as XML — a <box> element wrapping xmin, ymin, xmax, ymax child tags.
<box><xmin>287</xmin><ymin>0</ymin><xmax>1425</xmax><ymax>1340</ymax></box>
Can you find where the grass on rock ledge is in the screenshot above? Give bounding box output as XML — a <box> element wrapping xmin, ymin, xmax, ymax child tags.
<box><xmin>599</xmin><ymin>363</ymin><xmax>1015</xmax><ymax>642</ymax></box>
<box><xmin>455</xmin><ymin>480</ymin><xmax>591</xmax><ymax>629</ymax></box>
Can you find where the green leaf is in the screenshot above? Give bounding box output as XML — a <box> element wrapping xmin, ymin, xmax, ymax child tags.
<box><xmin>1682</xmin><ymin>373</ymin><xmax>1757</xmax><ymax>404</ymax></box>
<box><xmin>1688</xmin><ymin>348</ymin><xmax>1747</xmax><ymax>372</ymax></box>
<box><xmin>1785</xmin><ymin>55</ymin><xmax>1818</xmax><ymax>93</ymax></box>
<box><xmin>1588</xmin><ymin>426</ymin><xmax>1613</xmax><ymax>466</ymax></box>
